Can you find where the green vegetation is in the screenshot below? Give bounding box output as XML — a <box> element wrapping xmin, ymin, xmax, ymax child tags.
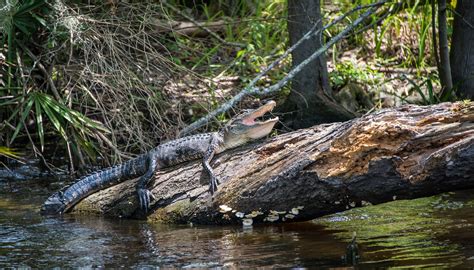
<box><xmin>401</xmin><ymin>74</ymin><xmax>455</xmax><ymax>105</ymax></box>
<box><xmin>3</xmin><ymin>92</ymin><xmax>109</xmax><ymax>152</ymax></box>
<box><xmin>1</xmin><ymin>0</ymin><xmax>110</xmax><ymax>165</ymax></box>
<box><xmin>329</xmin><ymin>62</ymin><xmax>383</xmax><ymax>90</ymax></box>
<box><xmin>164</xmin><ymin>0</ymin><xmax>289</xmax><ymax>83</ymax></box>
<box><xmin>1</xmin><ymin>0</ymin><xmax>47</xmax><ymax>95</ymax></box>
<box><xmin>327</xmin><ymin>0</ymin><xmax>459</xmax><ymax>108</ymax></box>
<box><xmin>0</xmin><ymin>146</ymin><xmax>21</xmax><ymax>160</ymax></box>
<box><xmin>0</xmin><ymin>0</ymin><xmax>464</xmax><ymax>170</ymax></box>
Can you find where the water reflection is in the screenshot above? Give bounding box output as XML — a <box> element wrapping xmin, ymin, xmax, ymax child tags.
<box><xmin>315</xmin><ymin>192</ymin><xmax>474</xmax><ymax>268</ymax></box>
<box><xmin>1</xmin><ymin>178</ymin><xmax>474</xmax><ymax>268</ymax></box>
<box><xmin>136</xmin><ymin>222</ymin><xmax>346</xmax><ymax>268</ymax></box>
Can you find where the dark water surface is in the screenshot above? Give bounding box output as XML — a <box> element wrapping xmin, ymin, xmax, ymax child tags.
<box><xmin>1</xmin><ymin>177</ymin><xmax>474</xmax><ymax>268</ymax></box>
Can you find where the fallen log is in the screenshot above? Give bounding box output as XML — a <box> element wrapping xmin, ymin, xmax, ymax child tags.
<box><xmin>73</xmin><ymin>102</ymin><xmax>474</xmax><ymax>225</ymax></box>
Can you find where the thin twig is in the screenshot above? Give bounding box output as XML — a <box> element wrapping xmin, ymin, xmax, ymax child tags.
<box><xmin>352</xmin><ymin>2</ymin><xmax>402</xmax><ymax>35</ymax></box>
<box><xmin>162</xmin><ymin>1</ymin><xmax>245</xmax><ymax>48</ymax></box>
<box><xmin>97</xmin><ymin>132</ymin><xmax>133</xmax><ymax>160</ymax></box>
<box><xmin>19</xmin><ymin>44</ymin><xmax>63</xmax><ymax>102</ymax></box>
<box><xmin>180</xmin><ymin>1</ymin><xmax>388</xmax><ymax>136</ymax></box>
<box><xmin>431</xmin><ymin>0</ymin><xmax>440</xmax><ymax>70</ymax></box>
<box><xmin>65</xmin><ymin>137</ymin><xmax>75</xmax><ymax>175</ymax></box>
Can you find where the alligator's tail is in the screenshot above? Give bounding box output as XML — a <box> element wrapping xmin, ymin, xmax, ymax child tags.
<box><xmin>41</xmin><ymin>155</ymin><xmax>148</xmax><ymax>215</ymax></box>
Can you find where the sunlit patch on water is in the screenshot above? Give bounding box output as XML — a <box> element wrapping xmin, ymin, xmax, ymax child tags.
<box><xmin>314</xmin><ymin>192</ymin><xmax>474</xmax><ymax>268</ymax></box>
<box><xmin>1</xmin><ymin>177</ymin><xmax>474</xmax><ymax>268</ymax></box>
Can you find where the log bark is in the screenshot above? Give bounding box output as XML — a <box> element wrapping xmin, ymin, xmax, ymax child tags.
<box><xmin>73</xmin><ymin>102</ymin><xmax>474</xmax><ymax>225</ymax></box>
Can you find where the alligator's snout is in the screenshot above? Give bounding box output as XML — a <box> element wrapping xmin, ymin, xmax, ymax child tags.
<box><xmin>40</xmin><ymin>193</ymin><xmax>67</xmax><ymax>215</ymax></box>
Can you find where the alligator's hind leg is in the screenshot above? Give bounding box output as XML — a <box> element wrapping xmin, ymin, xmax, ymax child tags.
<box><xmin>137</xmin><ymin>154</ymin><xmax>159</xmax><ymax>212</ymax></box>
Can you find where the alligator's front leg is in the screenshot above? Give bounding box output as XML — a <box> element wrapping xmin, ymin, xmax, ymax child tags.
<box><xmin>137</xmin><ymin>153</ymin><xmax>158</xmax><ymax>212</ymax></box>
<box><xmin>202</xmin><ymin>134</ymin><xmax>221</xmax><ymax>194</ymax></box>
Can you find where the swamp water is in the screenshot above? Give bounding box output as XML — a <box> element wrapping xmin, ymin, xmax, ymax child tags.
<box><xmin>1</xmin><ymin>175</ymin><xmax>474</xmax><ymax>268</ymax></box>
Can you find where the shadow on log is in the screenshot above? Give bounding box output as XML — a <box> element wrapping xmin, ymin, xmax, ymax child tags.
<box><xmin>73</xmin><ymin>102</ymin><xmax>474</xmax><ymax>224</ymax></box>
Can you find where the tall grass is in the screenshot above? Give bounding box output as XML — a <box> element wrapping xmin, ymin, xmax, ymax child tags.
<box><xmin>165</xmin><ymin>0</ymin><xmax>288</xmax><ymax>80</ymax></box>
<box><xmin>327</xmin><ymin>0</ymin><xmax>449</xmax><ymax>69</ymax></box>
<box><xmin>326</xmin><ymin>0</ymin><xmax>457</xmax><ymax>106</ymax></box>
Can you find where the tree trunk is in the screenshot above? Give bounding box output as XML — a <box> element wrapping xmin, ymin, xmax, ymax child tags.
<box><xmin>281</xmin><ymin>0</ymin><xmax>354</xmax><ymax>130</ymax></box>
<box><xmin>437</xmin><ymin>0</ymin><xmax>453</xmax><ymax>94</ymax></box>
<box><xmin>72</xmin><ymin>102</ymin><xmax>474</xmax><ymax>225</ymax></box>
<box><xmin>450</xmin><ymin>0</ymin><xmax>474</xmax><ymax>99</ymax></box>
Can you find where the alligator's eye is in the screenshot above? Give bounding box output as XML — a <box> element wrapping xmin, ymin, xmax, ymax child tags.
<box><xmin>228</xmin><ymin>123</ymin><xmax>245</xmax><ymax>134</ymax></box>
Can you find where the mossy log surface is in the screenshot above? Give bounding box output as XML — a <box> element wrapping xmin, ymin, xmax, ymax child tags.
<box><xmin>73</xmin><ymin>102</ymin><xmax>474</xmax><ymax>224</ymax></box>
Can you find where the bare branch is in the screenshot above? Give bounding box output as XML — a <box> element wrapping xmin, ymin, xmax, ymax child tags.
<box><xmin>448</xmin><ymin>5</ymin><xmax>474</xmax><ymax>29</ymax></box>
<box><xmin>162</xmin><ymin>1</ymin><xmax>245</xmax><ymax>48</ymax></box>
<box><xmin>180</xmin><ymin>1</ymin><xmax>388</xmax><ymax>136</ymax></box>
<box><xmin>352</xmin><ymin>2</ymin><xmax>402</xmax><ymax>35</ymax></box>
<box><xmin>19</xmin><ymin>45</ymin><xmax>63</xmax><ymax>103</ymax></box>
<box><xmin>431</xmin><ymin>0</ymin><xmax>440</xmax><ymax>70</ymax></box>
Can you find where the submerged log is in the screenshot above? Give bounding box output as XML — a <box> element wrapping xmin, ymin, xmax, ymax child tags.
<box><xmin>73</xmin><ymin>102</ymin><xmax>474</xmax><ymax>224</ymax></box>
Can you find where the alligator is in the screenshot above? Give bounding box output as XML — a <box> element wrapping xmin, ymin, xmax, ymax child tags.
<box><xmin>41</xmin><ymin>100</ymin><xmax>278</xmax><ymax>215</ymax></box>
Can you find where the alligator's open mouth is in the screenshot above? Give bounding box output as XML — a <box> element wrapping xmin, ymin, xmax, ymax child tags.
<box><xmin>241</xmin><ymin>100</ymin><xmax>279</xmax><ymax>126</ymax></box>
<box><xmin>241</xmin><ymin>100</ymin><xmax>279</xmax><ymax>139</ymax></box>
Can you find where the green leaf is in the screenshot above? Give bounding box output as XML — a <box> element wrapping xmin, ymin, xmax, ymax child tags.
<box><xmin>34</xmin><ymin>99</ymin><xmax>44</xmax><ymax>151</ymax></box>
<box><xmin>426</xmin><ymin>77</ymin><xmax>435</xmax><ymax>104</ymax></box>
<box><xmin>403</xmin><ymin>75</ymin><xmax>428</xmax><ymax>104</ymax></box>
<box><xmin>0</xmin><ymin>95</ymin><xmax>21</xmax><ymax>107</ymax></box>
<box><xmin>10</xmin><ymin>96</ymin><xmax>35</xmax><ymax>144</ymax></box>
<box><xmin>31</xmin><ymin>13</ymin><xmax>46</xmax><ymax>27</ymax></box>
<box><xmin>39</xmin><ymin>94</ymin><xmax>109</xmax><ymax>134</ymax></box>
<box><xmin>0</xmin><ymin>146</ymin><xmax>22</xmax><ymax>160</ymax></box>
<box><xmin>13</xmin><ymin>20</ymin><xmax>32</xmax><ymax>35</ymax></box>
<box><xmin>40</xmin><ymin>99</ymin><xmax>67</xmax><ymax>139</ymax></box>
<box><xmin>72</xmin><ymin>131</ymin><xmax>97</xmax><ymax>159</ymax></box>
<box><xmin>6</xmin><ymin>91</ymin><xmax>109</xmax><ymax>158</ymax></box>
<box><xmin>15</xmin><ymin>0</ymin><xmax>46</xmax><ymax>15</ymax></box>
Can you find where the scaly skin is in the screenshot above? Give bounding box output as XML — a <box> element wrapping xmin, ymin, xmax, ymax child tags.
<box><xmin>41</xmin><ymin>155</ymin><xmax>148</xmax><ymax>214</ymax></box>
<box><xmin>41</xmin><ymin>101</ymin><xmax>278</xmax><ymax>215</ymax></box>
<box><xmin>136</xmin><ymin>132</ymin><xmax>223</xmax><ymax>212</ymax></box>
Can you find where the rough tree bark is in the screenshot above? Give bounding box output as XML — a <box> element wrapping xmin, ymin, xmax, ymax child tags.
<box><xmin>450</xmin><ymin>0</ymin><xmax>474</xmax><ymax>99</ymax></box>
<box><xmin>281</xmin><ymin>0</ymin><xmax>355</xmax><ymax>129</ymax></box>
<box><xmin>437</xmin><ymin>0</ymin><xmax>453</xmax><ymax>93</ymax></box>
<box><xmin>72</xmin><ymin>102</ymin><xmax>474</xmax><ymax>224</ymax></box>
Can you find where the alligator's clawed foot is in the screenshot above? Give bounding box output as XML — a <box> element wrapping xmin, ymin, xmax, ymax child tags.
<box><xmin>209</xmin><ymin>176</ymin><xmax>220</xmax><ymax>195</ymax></box>
<box><xmin>137</xmin><ymin>188</ymin><xmax>156</xmax><ymax>212</ymax></box>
